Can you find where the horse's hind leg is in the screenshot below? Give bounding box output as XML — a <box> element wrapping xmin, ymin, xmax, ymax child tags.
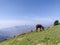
<box><xmin>42</xmin><ymin>27</ymin><xmax>44</xmax><ymax>30</ymax></box>
<box><xmin>40</xmin><ymin>28</ymin><xmax>41</xmax><ymax>31</ymax></box>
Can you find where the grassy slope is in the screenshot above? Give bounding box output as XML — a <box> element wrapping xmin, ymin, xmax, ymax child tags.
<box><xmin>0</xmin><ymin>25</ymin><xmax>60</xmax><ymax>45</ymax></box>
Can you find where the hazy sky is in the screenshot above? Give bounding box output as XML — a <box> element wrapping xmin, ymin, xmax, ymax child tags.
<box><xmin>0</xmin><ymin>0</ymin><xmax>60</xmax><ymax>28</ymax></box>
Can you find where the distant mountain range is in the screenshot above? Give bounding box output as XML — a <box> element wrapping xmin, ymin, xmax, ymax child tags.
<box><xmin>0</xmin><ymin>25</ymin><xmax>35</xmax><ymax>41</ymax></box>
<box><xmin>0</xmin><ymin>24</ymin><xmax>52</xmax><ymax>41</ymax></box>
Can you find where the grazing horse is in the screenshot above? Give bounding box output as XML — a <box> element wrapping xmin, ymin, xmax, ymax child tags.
<box><xmin>36</xmin><ymin>24</ymin><xmax>44</xmax><ymax>31</ymax></box>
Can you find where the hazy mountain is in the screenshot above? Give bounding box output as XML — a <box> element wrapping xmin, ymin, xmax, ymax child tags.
<box><xmin>0</xmin><ymin>25</ymin><xmax>35</xmax><ymax>41</ymax></box>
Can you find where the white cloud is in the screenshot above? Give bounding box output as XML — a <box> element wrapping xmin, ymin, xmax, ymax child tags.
<box><xmin>0</xmin><ymin>17</ymin><xmax>59</xmax><ymax>29</ymax></box>
<box><xmin>33</xmin><ymin>17</ymin><xmax>51</xmax><ymax>21</ymax></box>
<box><xmin>0</xmin><ymin>20</ymin><xmax>27</xmax><ymax>28</ymax></box>
<box><xmin>32</xmin><ymin>17</ymin><xmax>53</xmax><ymax>23</ymax></box>
<box><xmin>0</xmin><ymin>20</ymin><xmax>35</xmax><ymax>28</ymax></box>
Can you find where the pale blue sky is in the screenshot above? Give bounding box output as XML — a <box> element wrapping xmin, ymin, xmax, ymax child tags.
<box><xmin>0</xmin><ymin>0</ymin><xmax>60</xmax><ymax>28</ymax></box>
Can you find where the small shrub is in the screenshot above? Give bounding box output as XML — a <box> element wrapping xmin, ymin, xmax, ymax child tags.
<box><xmin>54</xmin><ymin>20</ymin><xmax>59</xmax><ymax>26</ymax></box>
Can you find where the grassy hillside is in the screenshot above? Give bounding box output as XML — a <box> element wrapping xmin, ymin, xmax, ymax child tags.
<box><xmin>0</xmin><ymin>25</ymin><xmax>60</xmax><ymax>45</ymax></box>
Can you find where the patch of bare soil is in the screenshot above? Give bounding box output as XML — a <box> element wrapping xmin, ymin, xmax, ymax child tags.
<box><xmin>57</xmin><ymin>43</ymin><xmax>60</xmax><ymax>45</ymax></box>
<box><xmin>37</xmin><ymin>43</ymin><xmax>46</xmax><ymax>45</ymax></box>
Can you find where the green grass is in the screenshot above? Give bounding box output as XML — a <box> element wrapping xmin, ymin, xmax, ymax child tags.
<box><xmin>0</xmin><ymin>25</ymin><xmax>60</xmax><ymax>45</ymax></box>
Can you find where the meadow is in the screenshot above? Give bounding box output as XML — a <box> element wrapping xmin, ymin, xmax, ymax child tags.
<box><xmin>0</xmin><ymin>25</ymin><xmax>60</xmax><ymax>45</ymax></box>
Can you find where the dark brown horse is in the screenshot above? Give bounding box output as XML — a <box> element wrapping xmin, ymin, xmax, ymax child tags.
<box><xmin>36</xmin><ymin>24</ymin><xmax>44</xmax><ymax>31</ymax></box>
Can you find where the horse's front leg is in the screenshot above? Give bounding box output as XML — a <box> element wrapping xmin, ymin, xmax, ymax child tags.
<box><xmin>36</xmin><ymin>28</ymin><xmax>38</xmax><ymax>32</ymax></box>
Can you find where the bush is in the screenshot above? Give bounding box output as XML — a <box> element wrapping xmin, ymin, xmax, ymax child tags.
<box><xmin>54</xmin><ymin>20</ymin><xmax>59</xmax><ymax>26</ymax></box>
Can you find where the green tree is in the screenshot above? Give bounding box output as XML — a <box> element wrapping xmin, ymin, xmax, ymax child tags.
<box><xmin>54</xmin><ymin>20</ymin><xmax>59</xmax><ymax>26</ymax></box>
